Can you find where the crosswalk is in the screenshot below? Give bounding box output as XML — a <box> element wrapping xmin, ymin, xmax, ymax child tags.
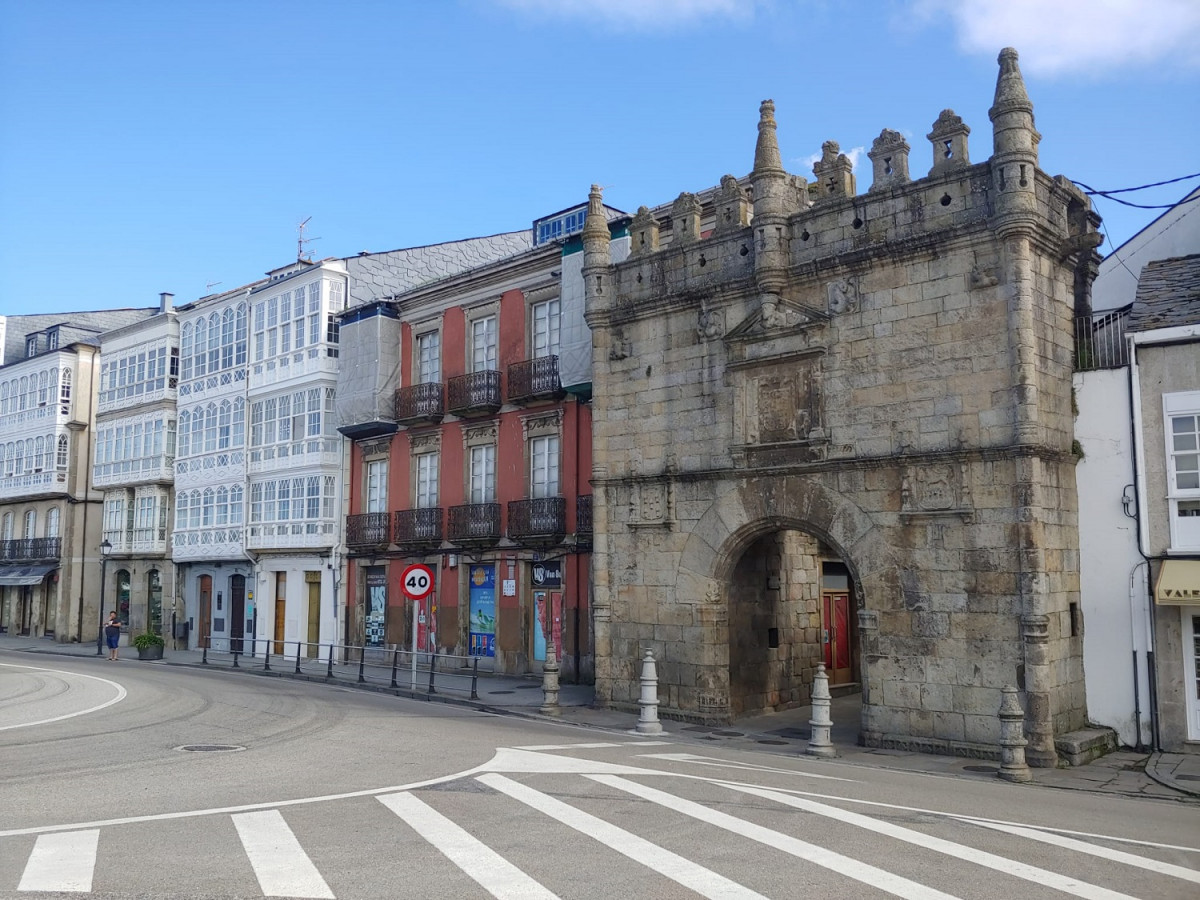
<box><xmin>4</xmin><ymin>744</ymin><xmax>1199</xmax><ymax>899</ymax></box>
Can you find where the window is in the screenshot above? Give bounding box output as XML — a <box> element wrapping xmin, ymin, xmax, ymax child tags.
<box><xmin>469</xmin><ymin>444</ymin><xmax>496</xmax><ymax>504</ymax></box>
<box><xmin>1</xmin><ymin>512</ymin><xmax>11</xmax><ymax>541</ymax></box>
<box><xmin>59</xmin><ymin>368</ymin><xmax>71</xmax><ymax>413</ymax></box>
<box><xmin>26</xmin><ymin>336</ymin><xmax>37</xmax><ymax>357</ymax></box>
<box><xmin>103</xmin><ymin>497</ymin><xmax>125</xmax><ymax>542</ymax></box>
<box><xmin>1166</xmin><ymin>391</ymin><xmax>1200</xmax><ymax>550</ymax></box>
<box><xmin>471</xmin><ymin>315</ymin><xmax>498</xmax><ymax>372</ymax></box>
<box><xmin>44</xmin><ymin>507</ymin><xmax>59</xmax><ymax>539</ymax></box>
<box><xmin>416</xmin><ymin>452</ymin><xmax>438</xmax><ymax>508</ymax></box>
<box><xmin>235</xmin><ymin>303</ymin><xmax>248</xmax><ymax>365</ymax></box>
<box><xmin>135</xmin><ymin>495</ymin><xmax>156</xmax><ymax>541</ymax></box>
<box><xmin>416</xmin><ymin>330</ymin><xmax>441</xmax><ymax>384</ymax></box>
<box><xmin>23</xmin><ymin>510</ymin><xmax>36</xmax><ymax>538</ymax></box>
<box><xmin>531</xmin><ymin>298</ymin><xmax>561</xmax><ymax>359</ymax></box>
<box><xmin>181</xmin><ymin>324</ymin><xmax>193</xmax><ymax>380</ymax></box>
<box><xmin>194</xmin><ymin>318</ymin><xmax>207</xmax><ymax>376</ymax></box>
<box><xmin>365</xmin><ymin>459</ymin><xmax>388</xmax><ymax>513</ymax></box>
<box><xmin>47</xmin><ymin>329</ymin><xmax>59</xmax><ymax>350</ymax></box>
<box><xmin>56</xmin><ymin>435</ymin><xmax>68</xmax><ymax>469</ymax></box>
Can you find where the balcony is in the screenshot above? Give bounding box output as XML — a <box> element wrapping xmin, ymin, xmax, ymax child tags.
<box><xmin>507</xmin><ymin>356</ymin><xmax>565</xmax><ymax>405</ymax></box>
<box><xmin>0</xmin><ymin>537</ymin><xmax>61</xmax><ymax>562</ymax></box>
<box><xmin>394</xmin><ymin>507</ymin><xmax>443</xmax><ymax>549</ymax></box>
<box><xmin>447</xmin><ymin>371</ymin><xmax>502</xmax><ymax>418</ymax></box>
<box><xmin>394</xmin><ymin>382</ymin><xmax>445</xmax><ymax>426</ymax></box>
<box><xmin>507</xmin><ymin>497</ymin><xmax>567</xmax><ymax>544</ymax></box>
<box><xmin>246</xmin><ymin>522</ymin><xmax>336</xmax><ymax>551</ymax></box>
<box><xmin>1075</xmin><ymin>308</ymin><xmax>1131</xmax><ymax>371</ymax></box>
<box><xmin>577</xmin><ymin>494</ymin><xmax>592</xmax><ymax>542</ymax></box>
<box><xmin>346</xmin><ymin>512</ymin><xmax>391</xmax><ymax>551</ymax></box>
<box><xmin>447</xmin><ymin>502</ymin><xmax>502</xmax><ymax>547</ymax></box>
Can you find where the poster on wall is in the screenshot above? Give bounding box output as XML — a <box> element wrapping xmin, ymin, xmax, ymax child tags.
<box><xmin>468</xmin><ymin>564</ymin><xmax>496</xmax><ymax>657</ymax></box>
<box><xmin>365</xmin><ymin>567</ymin><xmax>387</xmax><ymax>647</ymax></box>
<box><xmin>532</xmin><ymin>561</ymin><xmax>563</xmax><ymax>662</ymax></box>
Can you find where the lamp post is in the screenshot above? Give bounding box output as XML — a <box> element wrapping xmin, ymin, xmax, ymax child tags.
<box><xmin>95</xmin><ymin>538</ymin><xmax>111</xmax><ymax>656</ymax></box>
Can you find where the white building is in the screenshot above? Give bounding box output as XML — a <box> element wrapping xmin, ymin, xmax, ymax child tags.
<box><xmin>93</xmin><ymin>294</ymin><xmax>180</xmax><ymax>643</ymax></box>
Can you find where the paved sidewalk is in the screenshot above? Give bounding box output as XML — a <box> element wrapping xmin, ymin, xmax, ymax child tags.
<box><xmin>4</xmin><ymin>632</ymin><xmax>1198</xmax><ymax>802</ymax></box>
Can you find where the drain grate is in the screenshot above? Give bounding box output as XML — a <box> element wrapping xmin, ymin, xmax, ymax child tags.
<box><xmin>176</xmin><ymin>744</ymin><xmax>245</xmax><ymax>753</ymax></box>
<box><xmin>757</xmin><ymin>739</ymin><xmax>789</xmax><ymax>745</ymax></box>
<box><xmin>487</xmin><ymin>690</ymin><xmax>515</xmax><ymax>695</ymax></box>
<box><xmin>962</xmin><ymin>764</ymin><xmax>999</xmax><ymax>774</ymax></box>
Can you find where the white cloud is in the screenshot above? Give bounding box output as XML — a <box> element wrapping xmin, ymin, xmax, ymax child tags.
<box><xmin>490</xmin><ymin>0</ymin><xmax>761</xmax><ymax>29</ymax></box>
<box><xmin>915</xmin><ymin>0</ymin><xmax>1200</xmax><ymax>75</ymax></box>
<box><xmin>795</xmin><ymin>146</ymin><xmax>866</xmax><ymax>175</ymax></box>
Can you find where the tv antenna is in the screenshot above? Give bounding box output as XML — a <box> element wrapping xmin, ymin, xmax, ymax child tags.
<box><xmin>206</xmin><ymin>281</ymin><xmax>223</xmax><ymax>292</ymax></box>
<box><xmin>297</xmin><ymin>216</ymin><xmax>321</xmax><ymax>261</ymax></box>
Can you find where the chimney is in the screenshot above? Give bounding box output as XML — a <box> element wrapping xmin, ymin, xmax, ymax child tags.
<box><xmin>159</xmin><ymin>292</ymin><xmax>174</xmax><ymax>313</ymax></box>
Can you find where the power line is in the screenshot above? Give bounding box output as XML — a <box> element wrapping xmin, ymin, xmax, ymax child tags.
<box><xmin>1072</xmin><ymin>172</ymin><xmax>1200</xmax><ymax>210</ymax></box>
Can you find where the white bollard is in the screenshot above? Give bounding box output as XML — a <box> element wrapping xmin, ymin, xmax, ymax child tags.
<box><xmin>807</xmin><ymin>662</ymin><xmax>835</xmax><ymax>757</ymax></box>
<box><xmin>540</xmin><ymin>639</ymin><xmax>561</xmax><ymax>716</ymax></box>
<box><xmin>997</xmin><ymin>684</ymin><xmax>1032</xmax><ymax>783</ymax></box>
<box><xmin>636</xmin><ymin>648</ymin><xmax>663</xmax><ymax>735</ymax></box>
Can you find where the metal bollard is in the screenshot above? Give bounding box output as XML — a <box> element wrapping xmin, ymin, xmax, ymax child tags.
<box><xmin>636</xmin><ymin>648</ymin><xmax>663</xmax><ymax>735</ymax></box>
<box><xmin>263</xmin><ymin>641</ymin><xmax>270</xmax><ymax>672</ymax></box>
<box><xmin>295</xmin><ymin>641</ymin><xmax>302</xmax><ymax>674</ymax></box>
<box><xmin>202</xmin><ymin>638</ymin><xmax>208</xmax><ymax>665</ymax></box>
<box><xmin>806</xmin><ymin>663</ymin><xmax>835</xmax><ymax>757</ymax></box>
<box><xmin>470</xmin><ymin>656</ymin><xmax>479</xmax><ymax>700</ymax></box>
<box><xmin>232</xmin><ymin>648</ymin><xmax>239</xmax><ymax>668</ymax></box>
<box><xmin>540</xmin><ymin>640</ymin><xmax>561</xmax><ymax>715</ymax></box>
<box><xmin>997</xmin><ymin>684</ymin><xmax>1033</xmax><ymax>783</ymax></box>
<box><xmin>428</xmin><ymin>653</ymin><xmax>438</xmax><ymax>694</ymax></box>
<box><xmin>358</xmin><ymin>647</ymin><xmax>366</xmax><ymax>684</ymax></box>
<box><xmin>326</xmin><ymin>646</ymin><xmax>334</xmax><ymax>679</ymax></box>
<box><xmin>390</xmin><ymin>647</ymin><xmax>399</xmax><ymax>689</ymax></box>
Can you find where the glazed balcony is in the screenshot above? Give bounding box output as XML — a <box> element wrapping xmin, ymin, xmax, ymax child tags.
<box><xmin>346</xmin><ymin>512</ymin><xmax>391</xmax><ymax>551</ymax></box>
<box><xmin>447</xmin><ymin>371</ymin><xmax>502</xmax><ymax>418</ymax></box>
<box><xmin>0</xmin><ymin>537</ymin><xmax>61</xmax><ymax>562</ymax></box>
<box><xmin>393</xmin><ymin>507</ymin><xmax>443</xmax><ymax>549</ymax></box>
<box><xmin>447</xmin><ymin>502</ymin><xmax>502</xmax><ymax>547</ymax></box>
<box><xmin>507</xmin><ymin>496</ymin><xmax>566</xmax><ymax>544</ymax></box>
<box><xmin>394</xmin><ymin>382</ymin><xmax>445</xmax><ymax>426</ymax></box>
<box><xmin>506</xmin><ymin>356</ymin><xmax>565</xmax><ymax>405</ymax></box>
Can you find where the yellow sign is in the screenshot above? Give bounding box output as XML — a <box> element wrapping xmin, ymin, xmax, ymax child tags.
<box><xmin>1154</xmin><ymin>560</ymin><xmax>1200</xmax><ymax>605</ymax></box>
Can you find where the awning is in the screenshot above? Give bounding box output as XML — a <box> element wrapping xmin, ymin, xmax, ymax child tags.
<box><xmin>1154</xmin><ymin>559</ymin><xmax>1200</xmax><ymax>605</ymax></box>
<box><xmin>0</xmin><ymin>564</ymin><xmax>56</xmax><ymax>587</ymax></box>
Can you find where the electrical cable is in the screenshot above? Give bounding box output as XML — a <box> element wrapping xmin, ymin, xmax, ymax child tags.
<box><xmin>1072</xmin><ymin>173</ymin><xmax>1200</xmax><ymax>210</ymax></box>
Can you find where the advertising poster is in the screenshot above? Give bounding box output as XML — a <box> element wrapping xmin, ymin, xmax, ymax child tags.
<box><xmin>533</xmin><ymin>561</ymin><xmax>562</xmax><ymax>662</ymax></box>
<box><xmin>365</xmin><ymin>567</ymin><xmax>387</xmax><ymax>647</ymax></box>
<box><xmin>468</xmin><ymin>564</ymin><xmax>496</xmax><ymax>657</ymax></box>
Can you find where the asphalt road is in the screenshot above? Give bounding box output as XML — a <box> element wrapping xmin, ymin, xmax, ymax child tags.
<box><xmin>2</xmin><ymin>652</ymin><xmax>1198</xmax><ymax>899</ymax></box>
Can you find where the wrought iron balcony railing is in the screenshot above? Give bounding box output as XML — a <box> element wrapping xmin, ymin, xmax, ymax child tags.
<box><xmin>0</xmin><ymin>537</ymin><xmax>61</xmax><ymax>562</ymax></box>
<box><xmin>447</xmin><ymin>371</ymin><xmax>502</xmax><ymax>417</ymax></box>
<box><xmin>576</xmin><ymin>494</ymin><xmax>592</xmax><ymax>536</ymax></box>
<box><xmin>447</xmin><ymin>502</ymin><xmax>502</xmax><ymax>546</ymax></box>
<box><xmin>507</xmin><ymin>497</ymin><xmax>567</xmax><ymax>543</ymax></box>
<box><xmin>393</xmin><ymin>507</ymin><xmax>443</xmax><ymax>548</ymax></box>
<box><xmin>346</xmin><ymin>513</ymin><xmax>391</xmax><ymax>550</ymax></box>
<box><xmin>394</xmin><ymin>382</ymin><xmax>445</xmax><ymax>426</ymax></box>
<box><xmin>507</xmin><ymin>356</ymin><xmax>565</xmax><ymax>405</ymax></box>
<box><xmin>1074</xmin><ymin>308</ymin><xmax>1130</xmax><ymax>371</ymax></box>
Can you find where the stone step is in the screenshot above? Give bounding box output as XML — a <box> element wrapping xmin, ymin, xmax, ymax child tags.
<box><xmin>1055</xmin><ymin>727</ymin><xmax>1118</xmax><ymax>767</ymax></box>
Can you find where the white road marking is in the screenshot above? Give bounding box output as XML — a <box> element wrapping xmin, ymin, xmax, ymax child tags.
<box><xmin>588</xmin><ymin>774</ymin><xmax>960</xmax><ymax>900</ymax></box>
<box><xmin>17</xmin><ymin>829</ymin><xmax>99</xmax><ymax>893</ymax></box>
<box><xmin>231</xmin><ymin>810</ymin><xmax>334</xmax><ymax>899</ymax></box>
<box><xmin>972</xmin><ymin>820</ymin><xmax>1200</xmax><ymax>884</ymax></box>
<box><xmin>513</xmin><ymin>742</ymin><xmax>622</xmax><ymax>750</ymax></box>
<box><xmin>723</xmin><ymin>782</ymin><xmax>1136</xmax><ymax>900</ymax></box>
<box><xmin>379</xmin><ymin>791</ymin><xmax>558</xmax><ymax>899</ymax></box>
<box><xmin>0</xmin><ymin>664</ymin><xmax>127</xmax><ymax>731</ymax></box>
<box><xmin>640</xmin><ymin>752</ymin><xmax>853</xmax><ymax>781</ymax></box>
<box><xmin>479</xmin><ymin>774</ymin><xmax>766</xmax><ymax>900</ymax></box>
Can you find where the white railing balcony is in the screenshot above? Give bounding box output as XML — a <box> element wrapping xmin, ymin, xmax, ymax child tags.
<box><xmin>177</xmin><ymin>368</ymin><xmax>246</xmax><ymax>400</ymax></box>
<box><xmin>246</xmin><ymin>521</ymin><xmax>336</xmax><ymax>551</ymax></box>
<box><xmin>93</xmin><ymin>456</ymin><xmax>175</xmax><ymax>487</ymax></box>
<box><xmin>97</xmin><ymin>384</ymin><xmax>176</xmax><ymax>415</ymax></box>
<box><xmin>174</xmin><ymin>450</ymin><xmax>245</xmax><ymax>485</ymax></box>
<box><xmin>0</xmin><ymin>470</ymin><xmax>63</xmax><ymax>500</ymax></box>
<box><xmin>248</xmin><ymin>349</ymin><xmax>337</xmax><ymax>390</ymax></box>
<box><xmin>247</xmin><ymin>441</ymin><xmax>341</xmax><ymax>474</ymax></box>
<box><xmin>0</xmin><ymin>403</ymin><xmax>68</xmax><ymax>433</ymax></box>
<box><xmin>171</xmin><ymin>527</ymin><xmax>245</xmax><ymax>561</ymax></box>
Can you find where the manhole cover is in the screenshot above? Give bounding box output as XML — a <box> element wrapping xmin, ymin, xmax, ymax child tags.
<box><xmin>770</xmin><ymin>728</ymin><xmax>808</xmax><ymax>739</ymax></box>
<box><xmin>175</xmin><ymin>744</ymin><xmax>245</xmax><ymax>753</ymax></box>
<box><xmin>683</xmin><ymin>726</ymin><xmax>714</xmax><ymax>733</ymax></box>
<box><xmin>962</xmin><ymin>764</ymin><xmax>999</xmax><ymax>774</ymax></box>
<box><xmin>712</xmin><ymin>730</ymin><xmax>745</xmax><ymax>737</ymax></box>
<box><xmin>487</xmin><ymin>690</ymin><xmax>515</xmax><ymax>695</ymax></box>
<box><xmin>516</xmin><ymin>685</ymin><xmax>542</xmax><ymax>690</ymax></box>
<box><xmin>757</xmin><ymin>739</ymin><xmax>789</xmax><ymax>745</ymax></box>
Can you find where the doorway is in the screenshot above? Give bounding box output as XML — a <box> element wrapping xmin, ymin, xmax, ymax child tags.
<box><xmin>19</xmin><ymin>585</ymin><xmax>32</xmax><ymax>635</ymax></box>
<box><xmin>821</xmin><ymin>561</ymin><xmax>857</xmax><ymax>686</ymax></box>
<box><xmin>305</xmin><ymin>572</ymin><xmax>320</xmax><ymax>657</ymax></box>
<box><xmin>230</xmin><ymin>575</ymin><xmax>245</xmax><ymax>653</ymax></box>
<box><xmin>41</xmin><ymin>580</ymin><xmax>55</xmax><ymax>637</ymax></box>
<box><xmin>198</xmin><ymin>575</ymin><xmax>212</xmax><ymax>649</ymax></box>
<box><xmin>273</xmin><ymin>572</ymin><xmax>286</xmax><ymax>655</ymax></box>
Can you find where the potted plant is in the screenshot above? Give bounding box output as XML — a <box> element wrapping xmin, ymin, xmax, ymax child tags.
<box><xmin>132</xmin><ymin>630</ymin><xmax>165</xmax><ymax>661</ymax></box>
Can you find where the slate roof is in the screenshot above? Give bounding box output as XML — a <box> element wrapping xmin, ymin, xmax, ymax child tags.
<box><xmin>1127</xmin><ymin>253</ymin><xmax>1200</xmax><ymax>333</ymax></box>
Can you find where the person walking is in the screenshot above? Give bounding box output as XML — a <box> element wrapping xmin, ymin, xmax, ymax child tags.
<box><xmin>105</xmin><ymin>612</ymin><xmax>121</xmax><ymax>661</ymax></box>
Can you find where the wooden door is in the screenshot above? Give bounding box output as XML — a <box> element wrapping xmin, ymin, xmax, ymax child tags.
<box><xmin>198</xmin><ymin>575</ymin><xmax>212</xmax><ymax>649</ymax></box>
<box><xmin>306</xmin><ymin>577</ymin><xmax>320</xmax><ymax>658</ymax></box>
<box><xmin>822</xmin><ymin>591</ymin><xmax>853</xmax><ymax>685</ymax></box>
<box><xmin>273</xmin><ymin>572</ymin><xmax>286</xmax><ymax>656</ymax></box>
<box><xmin>229</xmin><ymin>575</ymin><xmax>245</xmax><ymax>653</ymax></box>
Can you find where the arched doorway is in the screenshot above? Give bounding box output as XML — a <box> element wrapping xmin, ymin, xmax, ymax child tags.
<box><xmin>727</xmin><ymin>527</ymin><xmax>859</xmax><ymax>718</ymax></box>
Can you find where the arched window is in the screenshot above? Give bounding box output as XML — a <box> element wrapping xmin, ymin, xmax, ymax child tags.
<box><xmin>218</xmin><ymin>400</ymin><xmax>232</xmax><ymax>449</ymax></box>
<box><xmin>215</xmin><ymin>486</ymin><xmax>229</xmax><ymax>525</ymax></box>
<box><xmin>33</xmin><ymin>436</ymin><xmax>44</xmax><ymax>471</ymax></box>
<box><xmin>232</xmin><ymin>397</ymin><xmax>245</xmax><ymax>448</ymax></box>
<box><xmin>115</xmin><ymin>569</ymin><xmax>131</xmax><ymax>628</ymax></box>
<box><xmin>45</xmin><ymin>507</ymin><xmax>59</xmax><ymax>538</ymax></box>
<box><xmin>1</xmin><ymin>512</ymin><xmax>12</xmax><ymax>540</ymax></box>
<box><xmin>56</xmin><ymin>435</ymin><xmax>68</xmax><ymax>470</ymax></box>
<box><xmin>221</xmin><ymin>309</ymin><xmax>235</xmax><ymax>369</ymax></box>
<box><xmin>7</xmin><ymin>442</ymin><xmax>16</xmax><ymax>476</ymax></box>
<box><xmin>235</xmin><ymin>303</ymin><xmax>248</xmax><ymax>365</ymax></box>
<box><xmin>1</xmin><ymin>380</ymin><xmax>8</xmax><ymax>414</ymax></box>
<box><xmin>37</xmin><ymin>371</ymin><xmax>48</xmax><ymax>406</ymax></box>
<box><xmin>0</xmin><ymin>443</ymin><xmax>5</xmax><ymax>474</ymax></box>
<box><xmin>175</xmin><ymin>491</ymin><xmax>188</xmax><ymax>530</ymax></box>
<box><xmin>188</xmin><ymin>490</ymin><xmax>201</xmax><ymax>528</ymax></box>
<box><xmin>18</xmin><ymin>376</ymin><xmax>28</xmax><ymax>411</ymax></box>
<box><xmin>181</xmin><ymin>323</ymin><xmax>193</xmax><ymax>380</ymax></box>
<box><xmin>204</xmin><ymin>404</ymin><xmax>218</xmax><ymax>452</ymax></box>
<box><xmin>194</xmin><ymin>318</ymin><xmax>207</xmax><ymax>376</ymax></box>
<box><xmin>48</xmin><ymin>368</ymin><xmax>57</xmax><ymax>396</ymax></box>
<box><xmin>23</xmin><ymin>509</ymin><xmax>36</xmax><ymax>538</ymax></box>
<box><xmin>59</xmin><ymin>368</ymin><xmax>71</xmax><ymax>411</ymax></box>
<box><xmin>230</xmin><ymin>485</ymin><xmax>244</xmax><ymax>524</ymax></box>
<box><xmin>177</xmin><ymin>410</ymin><xmax>191</xmax><ymax>456</ymax></box>
<box><xmin>14</xmin><ymin>440</ymin><xmax>24</xmax><ymax>474</ymax></box>
<box><xmin>201</xmin><ymin>487</ymin><xmax>214</xmax><ymax>526</ymax></box>
<box><xmin>208</xmin><ymin>312</ymin><xmax>221</xmax><ymax>373</ymax></box>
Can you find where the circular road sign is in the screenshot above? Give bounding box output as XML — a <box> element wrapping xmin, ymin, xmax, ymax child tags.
<box><xmin>401</xmin><ymin>564</ymin><xmax>435</xmax><ymax>600</ymax></box>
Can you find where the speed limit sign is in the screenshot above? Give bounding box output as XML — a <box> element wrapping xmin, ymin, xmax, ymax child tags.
<box><xmin>400</xmin><ymin>563</ymin><xmax>435</xmax><ymax>600</ymax></box>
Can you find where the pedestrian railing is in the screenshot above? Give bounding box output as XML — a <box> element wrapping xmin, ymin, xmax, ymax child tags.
<box><xmin>199</xmin><ymin>636</ymin><xmax>483</xmax><ymax>700</ymax></box>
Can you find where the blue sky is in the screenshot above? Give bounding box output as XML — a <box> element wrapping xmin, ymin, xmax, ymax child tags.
<box><xmin>1</xmin><ymin>0</ymin><xmax>1197</xmax><ymax>315</ymax></box>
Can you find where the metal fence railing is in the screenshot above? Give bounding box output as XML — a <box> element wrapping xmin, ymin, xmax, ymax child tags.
<box><xmin>1074</xmin><ymin>308</ymin><xmax>1130</xmax><ymax>371</ymax></box>
<box><xmin>200</xmin><ymin>636</ymin><xmax>481</xmax><ymax>699</ymax></box>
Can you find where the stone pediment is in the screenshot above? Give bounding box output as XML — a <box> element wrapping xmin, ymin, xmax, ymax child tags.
<box><xmin>723</xmin><ymin>298</ymin><xmax>829</xmax><ymax>345</ymax></box>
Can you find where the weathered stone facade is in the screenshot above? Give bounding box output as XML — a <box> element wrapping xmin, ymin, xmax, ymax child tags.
<box><xmin>583</xmin><ymin>50</ymin><xmax>1100</xmax><ymax>763</ymax></box>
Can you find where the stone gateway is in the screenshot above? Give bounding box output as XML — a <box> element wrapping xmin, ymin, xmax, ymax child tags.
<box><xmin>583</xmin><ymin>49</ymin><xmax>1102</xmax><ymax>765</ymax></box>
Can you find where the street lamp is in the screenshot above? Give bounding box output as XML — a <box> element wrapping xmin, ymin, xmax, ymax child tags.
<box><xmin>95</xmin><ymin>538</ymin><xmax>111</xmax><ymax>656</ymax></box>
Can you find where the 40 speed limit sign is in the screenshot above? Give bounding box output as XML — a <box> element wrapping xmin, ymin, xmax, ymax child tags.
<box><xmin>400</xmin><ymin>563</ymin><xmax>435</xmax><ymax>600</ymax></box>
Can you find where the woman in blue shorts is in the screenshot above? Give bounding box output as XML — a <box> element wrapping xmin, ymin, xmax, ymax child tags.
<box><xmin>104</xmin><ymin>611</ymin><xmax>121</xmax><ymax>661</ymax></box>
